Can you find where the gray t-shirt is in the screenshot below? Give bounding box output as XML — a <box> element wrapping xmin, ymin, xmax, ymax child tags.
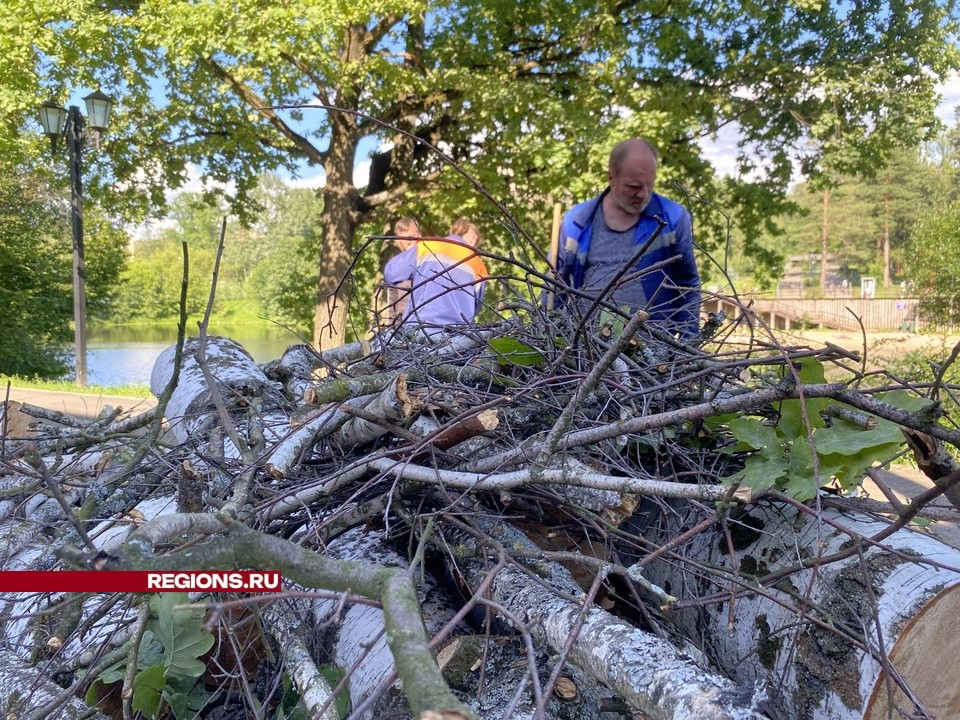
<box><xmin>582</xmin><ymin>206</ymin><xmax>647</xmax><ymax>312</ymax></box>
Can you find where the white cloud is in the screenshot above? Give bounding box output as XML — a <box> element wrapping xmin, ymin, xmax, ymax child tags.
<box><xmin>167</xmin><ymin>164</ymin><xmax>236</xmax><ymax>202</ymax></box>
<box><xmin>700</xmin><ymin>124</ymin><xmax>742</xmax><ymax>178</ymax></box>
<box><xmin>286</xmin><ymin>169</ymin><xmax>326</xmax><ymax>190</ymax></box>
<box><xmin>935</xmin><ymin>72</ymin><xmax>960</xmax><ymax>124</ymax></box>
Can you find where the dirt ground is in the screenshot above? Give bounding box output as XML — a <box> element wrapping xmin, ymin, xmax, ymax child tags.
<box><xmin>771</xmin><ymin>328</ymin><xmax>960</xmax><ymax>360</ymax></box>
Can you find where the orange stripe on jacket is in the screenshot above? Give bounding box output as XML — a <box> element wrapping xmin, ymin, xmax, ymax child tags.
<box><xmin>417</xmin><ymin>238</ymin><xmax>488</xmax><ymax>280</ymax></box>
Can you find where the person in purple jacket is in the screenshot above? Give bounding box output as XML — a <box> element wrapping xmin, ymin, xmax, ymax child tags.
<box><xmin>381</xmin><ymin>216</ymin><xmax>421</xmax><ymax>324</ymax></box>
<box><xmin>384</xmin><ymin>217</ymin><xmax>488</xmax><ymax>329</ymax></box>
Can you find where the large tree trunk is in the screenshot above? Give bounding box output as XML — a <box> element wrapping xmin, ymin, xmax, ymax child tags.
<box><xmin>314</xmin><ymin>113</ymin><xmax>361</xmax><ymax>350</ymax></box>
<box><xmin>643</xmin><ymin>502</ymin><xmax>960</xmax><ymax>720</ymax></box>
<box><xmin>447</xmin><ymin>516</ymin><xmax>775</xmax><ymax>720</ymax></box>
<box><xmin>0</xmin><ymin>649</ymin><xmax>110</xmax><ymax>720</ymax></box>
<box><xmin>149</xmin><ymin>336</ymin><xmax>283</xmax><ymax>447</ymax></box>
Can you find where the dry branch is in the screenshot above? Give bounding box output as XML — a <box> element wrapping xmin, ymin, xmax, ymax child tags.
<box><xmin>5</xmin><ymin>309</ymin><xmax>960</xmax><ymax>720</ymax></box>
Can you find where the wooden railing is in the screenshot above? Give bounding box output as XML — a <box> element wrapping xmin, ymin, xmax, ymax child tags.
<box><xmin>702</xmin><ymin>296</ymin><xmax>921</xmax><ymax>332</ymax></box>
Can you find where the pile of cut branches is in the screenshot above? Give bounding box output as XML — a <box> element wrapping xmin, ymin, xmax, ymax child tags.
<box><xmin>3</xmin><ymin>306</ymin><xmax>960</xmax><ymax>720</ymax></box>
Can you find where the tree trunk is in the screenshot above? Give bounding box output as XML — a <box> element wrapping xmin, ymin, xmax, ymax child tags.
<box><xmin>314</xmin><ymin>100</ymin><xmax>361</xmax><ymax>350</ymax></box>
<box><xmin>0</xmin><ymin>649</ymin><xmax>110</xmax><ymax>720</ymax></box>
<box><xmin>820</xmin><ymin>189</ymin><xmax>830</xmax><ymax>293</ymax></box>
<box><xmin>149</xmin><ymin>336</ymin><xmax>283</xmax><ymax>447</ymax></box>
<box><xmin>643</xmin><ymin>502</ymin><xmax>960</xmax><ymax>720</ymax></box>
<box><xmin>882</xmin><ymin>192</ymin><xmax>891</xmax><ymax>288</ymax></box>
<box><xmin>449</xmin><ymin>517</ymin><xmax>775</xmax><ymax>720</ymax></box>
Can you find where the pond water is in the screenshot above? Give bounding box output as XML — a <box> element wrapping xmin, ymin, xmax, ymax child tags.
<box><xmin>84</xmin><ymin>322</ymin><xmax>306</xmax><ymax>387</ymax></box>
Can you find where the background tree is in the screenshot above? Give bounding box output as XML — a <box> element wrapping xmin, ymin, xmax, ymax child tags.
<box><xmin>112</xmin><ymin>175</ymin><xmax>323</xmax><ymax>332</ymax></box>
<box><xmin>84</xmin><ymin>210</ymin><xmax>131</xmax><ymax>319</ymax></box>
<box><xmin>0</xmin><ymin>161</ymin><xmax>127</xmax><ymax>377</ymax></box>
<box><xmin>6</xmin><ymin>0</ymin><xmax>958</xmax><ymax>347</ymax></box>
<box><xmin>903</xmin><ymin>201</ymin><xmax>960</xmax><ymax>325</ymax></box>
<box><xmin>112</xmin><ymin>237</ymin><xmax>217</xmax><ymax>321</ymax></box>
<box><xmin>244</xmin><ymin>175</ymin><xmax>324</xmax><ymax>334</ymax></box>
<box><xmin>922</xmin><ymin>107</ymin><xmax>960</xmax><ymax>203</ymax></box>
<box><xmin>753</xmin><ymin>120</ymin><xmax>955</xmax><ymax>296</ymax></box>
<box><xmin>0</xmin><ymin>166</ymin><xmax>72</xmax><ymax>376</ymax></box>
<box><xmin>863</xmin><ymin>149</ymin><xmax>929</xmax><ymax>287</ymax></box>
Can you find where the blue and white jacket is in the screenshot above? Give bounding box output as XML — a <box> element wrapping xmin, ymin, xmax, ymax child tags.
<box><xmin>556</xmin><ymin>189</ymin><xmax>701</xmax><ymax>338</ymax></box>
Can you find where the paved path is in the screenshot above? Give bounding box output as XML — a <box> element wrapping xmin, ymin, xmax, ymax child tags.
<box><xmin>2</xmin><ymin>387</ymin><xmax>157</xmax><ymax>419</ymax></box>
<box><xmin>854</xmin><ymin>466</ymin><xmax>960</xmax><ymax>548</ymax></box>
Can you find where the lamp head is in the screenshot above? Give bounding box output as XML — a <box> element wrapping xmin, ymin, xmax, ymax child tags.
<box><xmin>83</xmin><ymin>90</ymin><xmax>113</xmax><ymax>132</ymax></box>
<box><xmin>38</xmin><ymin>100</ymin><xmax>68</xmax><ymax>154</ymax></box>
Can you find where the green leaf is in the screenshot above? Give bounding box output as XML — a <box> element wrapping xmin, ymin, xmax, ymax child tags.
<box><xmin>821</xmin><ymin>441</ymin><xmax>904</xmax><ymax>489</ymax></box>
<box><xmin>812</xmin><ymin>416</ymin><xmax>904</xmax><ymax>456</ymax></box>
<box><xmin>167</xmin><ymin>692</ymin><xmax>193</xmax><ymax>719</ymax></box>
<box><xmin>318</xmin><ymin>664</ymin><xmax>351</xmax><ymax>718</ymax></box>
<box><xmin>777</xmin><ymin>357</ymin><xmax>829</xmax><ymax>438</ymax></box>
<box><xmin>781</xmin><ymin>437</ymin><xmax>820</xmax><ymax>501</ymax></box>
<box><xmin>877</xmin><ymin>389</ymin><xmax>934</xmax><ymax>413</ymax></box>
<box><xmin>165</xmin><ymin>679</ymin><xmax>210</xmax><ymax>720</ymax></box>
<box><xmin>96</xmin><ymin>660</ymin><xmax>127</xmax><ymax>686</ymax></box>
<box><xmin>488</xmin><ymin>337</ymin><xmax>545</xmax><ymax>366</ymax></box>
<box><xmin>95</xmin><ymin>630</ymin><xmax>164</xmax><ymax>685</ymax></box>
<box><xmin>84</xmin><ymin>681</ymin><xmax>101</xmax><ymax>707</ymax></box>
<box><xmin>132</xmin><ymin>664</ymin><xmax>166</xmax><ymax>719</ymax></box>
<box><xmin>148</xmin><ymin>593</ymin><xmax>215</xmax><ymax>680</ymax></box>
<box><xmin>728</xmin><ymin>416</ymin><xmax>780</xmax><ymax>450</ymax></box>
<box><xmin>735</xmin><ymin>449</ymin><xmax>789</xmax><ymax>494</ymax></box>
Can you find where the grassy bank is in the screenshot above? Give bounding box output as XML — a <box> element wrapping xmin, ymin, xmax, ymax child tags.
<box><xmin>1</xmin><ymin>375</ymin><xmax>151</xmax><ymax>398</ymax></box>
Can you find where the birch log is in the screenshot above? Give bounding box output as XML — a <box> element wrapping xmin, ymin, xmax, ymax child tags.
<box><xmin>0</xmin><ymin>649</ymin><xmax>110</xmax><ymax>720</ymax></box>
<box><xmin>149</xmin><ymin>336</ymin><xmax>283</xmax><ymax>445</ymax></box>
<box><xmin>642</xmin><ymin>502</ymin><xmax>960</xmax><ymax>720</ymax></box>
<box><xmin>333</xmin><ymin>374</ymin><xmax>418</xmax><ymax>447</ymax></box>
<box><xmin>451</xmin><ymin>517</ymin><xmax>774</xmax><ymax>720</ymax></box>
<box><xmin>310</xmin><ymin>527</ymin><xmax>633</xmax><ymax>720</ymax></box>
<box><xmin>308</xmin><ymin>526</ymin><xmax>470</xmax><ymax>720</ymax></box>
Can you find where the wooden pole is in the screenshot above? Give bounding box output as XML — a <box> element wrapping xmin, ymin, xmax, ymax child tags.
<box><xmin>67</xmin><ymin>106</ymin><xmax>88</xmax><ymax>386</ymax></box>
<box><xmin>546</xmin><ymin>202</ymin><xmax>562</xmax><ymax>310</ymax></box>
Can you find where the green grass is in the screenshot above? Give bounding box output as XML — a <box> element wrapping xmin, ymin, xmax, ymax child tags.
<box><xmin>94</xmin><ymin>299</ymin><xmax>270</xmax><ymax>329</ymax></box>
<box><xmin>1</xmin><ymin>375</ymin><xmax>152</xmax><ymax>398</ymax></box>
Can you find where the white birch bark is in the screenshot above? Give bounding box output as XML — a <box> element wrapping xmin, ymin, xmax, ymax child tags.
<box><xmin>643</xmin><ymin>502</ymin><xmax>960</xmax><ymax>720</ymax></box>
<box><xmin>0</xmin><ymin>649</ymin><xmax>110</xmax><ymax>720</ymax></box>
<box><xmin>264</xmin><ymin>394</ymin><xmax>375</xmax><ymax>479</ymax></box>
<box><xmin>307</xmin><ymin>526</ymin><xmax>469</xmax><ymax>720</ymax></box>
<box><xmin>455</xmin><ymin>518</ymin><xmax>773</xmax><ymax>720</ymax></box>
<box><xmin>149</xmin><ymin>336</ymin><xmax>282</xmax><ymax>445</ymax></box>
<box><xmin>333</xmin><ymin>374</ymin><xmax>418</xmax><ymax>447</ymax></box>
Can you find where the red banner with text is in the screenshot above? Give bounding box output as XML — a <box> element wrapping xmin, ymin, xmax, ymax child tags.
<box><xmin>0</xmin><ymin>571</ymin><xmax>283</xmax><ymax>593</ymax></box>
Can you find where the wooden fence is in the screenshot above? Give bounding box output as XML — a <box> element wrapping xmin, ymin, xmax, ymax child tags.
<box><xmin>701</xmin><ymin>296</ymin><xmax>921</xmax><ymax>332</ymax></box>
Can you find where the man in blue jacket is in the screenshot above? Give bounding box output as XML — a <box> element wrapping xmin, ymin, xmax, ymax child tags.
<box><xmin>556</xmin><ymin>138</ymin><xmax>701</xmax><ymax>339</ymax></box>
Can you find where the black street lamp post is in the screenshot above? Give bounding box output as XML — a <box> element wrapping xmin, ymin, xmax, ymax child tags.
<box><xmin>39</xmin><ymin>91</ymin><xmax>113</xmax><ymax>386</ymax></box>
